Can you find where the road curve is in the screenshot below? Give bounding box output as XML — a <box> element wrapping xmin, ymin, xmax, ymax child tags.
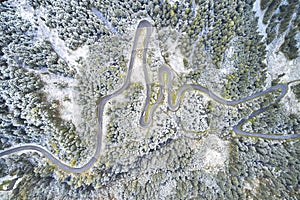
<box><xmin>140</xmin><ymin>64</ymin><xmax>300</xmax><ymax>140</ymax></box>
<box><xmin>0</xmin><ymin>19</ymin><xmax>153</xmax><ymax>173</ymax></box>
<box><xmin>0</xmin><ymin>19</ymin><xmax>299</xmax><ymax>174</ymax></box>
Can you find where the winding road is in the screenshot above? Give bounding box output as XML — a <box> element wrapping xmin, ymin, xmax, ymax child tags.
<box><xmin>0</xmin><ymin>19</ymin><xmax>299</xmax><ymax>174</ymax></box>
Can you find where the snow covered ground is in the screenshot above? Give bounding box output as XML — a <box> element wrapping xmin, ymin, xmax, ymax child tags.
<box><xmin>14</xmin><ymin>0</ymin><xmax>91</xmax><ymax>132</ymax></box>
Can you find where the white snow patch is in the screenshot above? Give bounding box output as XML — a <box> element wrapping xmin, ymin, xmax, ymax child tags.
<box><xmin>159</xmin><ymin>178</ymin><xmax>177</xmax><ymax>198</ymax></box>
<box><xmin>130</xmin><ymin>27</ymin><xmax>148</xmax><ymax>84</ymax></box>
<box><xmin>15</xmin><ymin>0</ymin><xmax>35</xmax><ymax>23</ymax></box>
<box><xmin>35</xmin><ymin>7</ymin><xmax>89</xmax><ymax>69</ymax></box>
<box><xmin>168</xmin><ymin>0</ymin><xmax>178</xmax><ymax>6</ymax></box>
<box><xmin>14</xmin><ymin>0</ymin><xmax>90</xmax><ymax>131</ymax></box>
<box><xmin>221</xmin><ymin>37</ymin><xmax>239</xmax><ymax>76</ymax></box>
<box><xmin>295</xmin><ymin>31</ymin><xmax>300</xmax><ymax>53</ymax></box>
<box><xmin>0</xmin><ymin>192</ymin><xmax>12</xmax><ymax>199</ymax></box>
<box><xmin>0</xmin><ymin>175</ymin><xmax>18</xmax><ymax>190</ymax></box>
<box><xmin>253</xmin><ymin>0</ymin><xmax>267</xmax><ymax>38</ymax></box>
<box><xmin>131</xmin><ymin>53</ymin><xmax>146</xmax><ymax>84</ymax></box>
<box><xmin>263</xmin><ymin>5</ymin><xmax>300</xmax><ymax>88</ymax></box>
<box><xmin>244</xmin><ymin>178</ymin><xmax>260</xmax><ymax>196</ymax></box>
<box><xmin>265</xmin><ymin>35</ymin><xmax>300</xmax><ymax>86</ymax></box>
<box><xmin>0</xmin><ymin>174</ymin><xmax>23</xmax><ymax>198</ymax></box>
<box><xmin>189</xmin><ymin>134</ymin><xmax>229</xmax><ymax>173</ymax></box>
<box><xmin>168</xmin><ymin>43</ymin><xmax>190</xmax><ymax>74</ymax></box>
<box><xmin>15</xmin><ymin>0</ymin><xmax>89</xmax><ymax>71</ymax></box>
<box><xmin>101</xmin><ymin>105</ymin><xmax>111</xmax><ymax>153</ymax></box>
<box><xmin>40</xmin><ymin>73</ymin><xmax>83</xmax><ymax>129</ymax></box>
<box><xmin>283</xmin><ymin>84</ymin><xmax>300</xmax><ymax>114</ymax></box>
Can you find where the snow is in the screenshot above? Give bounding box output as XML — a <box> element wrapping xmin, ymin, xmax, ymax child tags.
<box><xmin>0</xmin><ymin>192</ymin><xmax>11</xmax><ymax>199</ymax></box>
<box><xmin>159</xmin><ymin>178</ymin><xmax>177</xmax><ymax>197</ymax></box>
<box><xmin>13</xmin><ymin>0</ymin><xmax>91</xmax><ymax>132</ymax></box>
<box><xmin>282</xmin><ymin>86</ymin><xmax>300</xmax><ymax>115</ymax></box>
<box><xmin>35</xmin><ymin>7</ymin><xmax>89</xmax><ymax>69</ymax></box>
<box><xmin>260</xmin><ymin>1</ymin><xmax>300</xmax><ymax>88</ymax></box>
<box><xmin>15</xmin><ymin>0</ymin><xmax>90</xmax><ymax>70</ymax></box>
<box><xmin>40</xmin><ymin>73</ymin><xmax>83</xmax><ymax>128</ymax></box>
<box><xmin>0</xmin><ymin>175</ymin><xmax>17</xmax><ymax>190</ymax></box>
<box><xmin>131</xmin><ymin>51</ymin><xmax>146</xmax><ymax>84</ymax></box>
<box><xmin>253</xmin><ymin>0</ymin><xmax>267</xmax><ymax>39</ymax></box>
<box><xmin>201</xmin><ymin>135</ymin><xmax>229</xmax><ymax>169</ymax></box>
<box><xmin>0</xmin><ymin>174</ymin><xmax>23</xmax><ymax>197</ymax></box>
<box><xmin>265</xmin><ymin>33</ymin><xmax>300</xmax><ymax>86</ymax></box>
<box><xmin>263</xmin><ymin>17</ymin><xmax>300</xmax><ymax>115</ymax></box>
<box><xmin>221</xmin><ymin>37</ymin><xmax>239</xmax><ymax>76</ymax></box>
<box><xmin>188</xmin><ymin>134</ymin><xmax>230</xmax><ymax>173</ymax></box>
<box><xmin>168</xmin><ymin>0</ymin><xmax>177</xmax><ymax>6</ymax></box>
<box><xmin>167</xmin><ymin>39</ymin><xmax>190</xmax><ymax>74</ymax></box>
